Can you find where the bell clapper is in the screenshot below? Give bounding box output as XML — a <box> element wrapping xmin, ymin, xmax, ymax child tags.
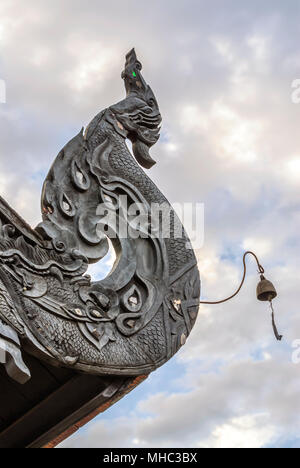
<box><xmin>200</xmin><ymin>251</ymin><xmax>283</xmax><ymax>342</ymax></box>
<box><xmin>269</xmin><ymin>298</ymin><xmax>283</xmax><ymax>341</ymax></box>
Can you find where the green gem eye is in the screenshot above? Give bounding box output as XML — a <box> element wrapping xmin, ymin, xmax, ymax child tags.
<box><xmin>132</xmin><ymin>71</ymin><xmax>137</xmax><ymax>77</ymax></box>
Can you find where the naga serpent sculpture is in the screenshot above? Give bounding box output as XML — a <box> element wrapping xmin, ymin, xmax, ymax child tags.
<box><xmin>0</xmin><ymin>49</ymin><xmax>200</xmax><ymax>386</ymax></box>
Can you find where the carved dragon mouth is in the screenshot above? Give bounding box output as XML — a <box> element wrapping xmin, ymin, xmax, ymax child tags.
<box><xmin>111</xmin><ymin>108</ymin><xmax>161</xmax><ymax>169</ymax></box>
<box><xmin>112</xmin><ymin>111</ymin><xmax>161</xmax><ymax>144</ymax></box>
<box><xmin>130</xmin><ymin>109</ymin><xmax>162</xmax><ymax>129</ymax></box>
<box><xmin>127</xmin><ymin>113</ymin><xmax>161</xmax><ymax>169</ymax></box>
<box><xmin>134</xmin><ymin>117</ymin><xmax>161</xmax><ymax>143</ymax></box>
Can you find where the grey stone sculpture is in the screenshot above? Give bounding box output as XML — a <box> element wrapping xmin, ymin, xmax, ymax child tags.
<box><xmin>0</xmin><ymin>49</ymin><xmax>200</xmax><ymax>384</ymax></box>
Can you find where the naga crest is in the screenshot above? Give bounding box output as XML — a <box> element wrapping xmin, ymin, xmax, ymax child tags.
<box><xmin>110</xmin><ymin>48</ymin><xmax>162</xmax><ymax>169</ymax></box>
<box><xmin>0</xmin><ymin>49</ymin><xmax>200</xmax><ymax>387</ymax></box>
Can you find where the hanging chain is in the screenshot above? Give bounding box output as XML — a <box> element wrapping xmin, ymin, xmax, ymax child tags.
<box><xmin>199</xmin><ymin>251</ymin><xmax>282</xmax><ymax>341</ymax></box>
<box><xmin>200</xmin><ymin>251</ymin><xmax>264</xmax><ymax>305</ymax></box>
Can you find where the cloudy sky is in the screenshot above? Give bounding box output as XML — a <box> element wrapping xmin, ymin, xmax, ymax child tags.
<box><xmin>1</xmin><ymin>0</ymin><xmax>300</xmax><ymax>448</ymax></box>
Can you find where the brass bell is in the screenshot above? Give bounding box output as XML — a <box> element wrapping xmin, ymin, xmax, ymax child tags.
<box><xmin>256</xmin><ymin>275</ymin><xmax>277</xmax><ymax>302</ymax></box>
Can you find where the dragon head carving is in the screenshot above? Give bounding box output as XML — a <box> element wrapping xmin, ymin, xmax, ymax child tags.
<box><xmin>109</xmin><ymin>48</ymin><xmax>161</xmax><ymax>169</ymax></box>
<box><xmin>0</xmin><ymin>48</ymin><xmax>200</xmax><ymax>394</ymax></box>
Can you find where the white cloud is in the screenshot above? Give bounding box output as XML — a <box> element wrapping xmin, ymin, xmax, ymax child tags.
<box><xmin>199</xmin><ymin>414</ymin><xmax>276</xmax><ymax>448</ymax></box>
<box><xmin>285</xmin><ymin>157</ymin><xmax>300</xmax><ymax>182</ymax></box>
<box><xmin>242</xmin><ymin>237</ymin><xmax>272</xmax><ymax>257</ymax></box>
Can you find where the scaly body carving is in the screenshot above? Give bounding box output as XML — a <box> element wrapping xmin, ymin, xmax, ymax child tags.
<box><xmin>0</xmin><ymin>50</ymin><xmax>200</xmax><ymax>379</ymax></box>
